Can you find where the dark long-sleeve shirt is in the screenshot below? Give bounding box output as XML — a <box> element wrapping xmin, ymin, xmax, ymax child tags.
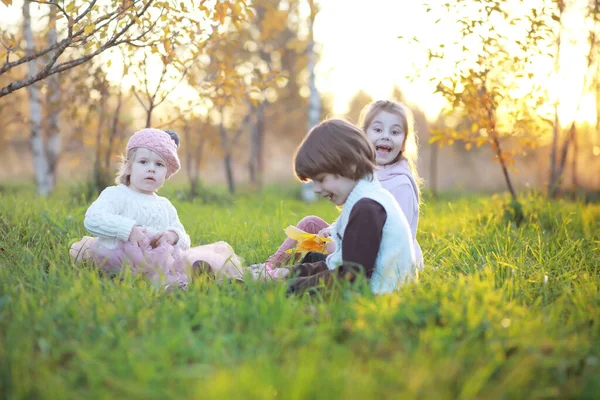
<box><xmin>287</xmin><ymin>198</ymin><xmax>387</xmax><ymax>293</ymax></box>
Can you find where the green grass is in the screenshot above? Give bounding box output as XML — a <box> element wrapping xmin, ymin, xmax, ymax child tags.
<box><xmin>1</xmin><ymin>184</ymin><xmax>599</xmax><ymax>399</ymax></box>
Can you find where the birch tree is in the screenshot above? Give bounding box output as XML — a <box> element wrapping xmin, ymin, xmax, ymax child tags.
<box><xmin>301</xmin><ymin>0</ymin><xmax>320</xmax><ymax>203</ymax></box>
<box><xmin>8</xmin><ymin>0</ymin><xmax>255</xmax><ymax>195</ymax></box>
<box><xmin>23</xmin><ymin>0</ymin><xmax>49</xmax><ymax>195</ymax></box>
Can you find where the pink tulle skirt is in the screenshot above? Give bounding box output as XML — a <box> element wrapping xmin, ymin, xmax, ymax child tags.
<box><xmin>69</xmin><ymin>236</ymin><xmax>244</xmax><ymax>289</ymax></box>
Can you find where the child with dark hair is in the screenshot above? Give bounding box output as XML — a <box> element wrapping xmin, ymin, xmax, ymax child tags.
<box><xmin>255</xmin><ymin>119</ymin><xmax>416</xmax><ymax>294</ymax></box>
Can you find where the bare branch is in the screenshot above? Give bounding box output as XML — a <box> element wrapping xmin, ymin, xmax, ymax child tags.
<box><xmin>0</xmin><ymin>0</ymin><xmax>155</xmax><ymax>98</ymax></box>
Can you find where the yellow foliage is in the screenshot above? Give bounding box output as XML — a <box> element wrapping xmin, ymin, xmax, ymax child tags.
<box><xmin>283</xmin><ymin>225</ymin><xmax>332</xmax><ymax>258</ymax></box>
<box><xmin>66</xmin><ymin>2</ymin><xmax>76</xmax><ymax>13</ymax></box>
<box><xmin>260</xmin><ymin>9</ymin><xmax>288</xmax><ymax>41</ymax></box>
<box><xmin>215</xmin><ymin>2</ymin><xmax>227</xmax><ymax>25</ymax></box>
<box><xmin>163</xmin><ymin>39</ymin><xmax>172</xmax><ymax>54</ymax></box>
<box><xmin>84</xmin><ymin>24</ymin><xmax>95</xmax><ymax>36</ymax></box>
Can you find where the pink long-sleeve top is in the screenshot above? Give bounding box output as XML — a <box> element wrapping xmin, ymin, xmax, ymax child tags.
<box><xmin>376</xmin><ymin>158</ymin><xmax>423</xmax><ymax>266</ymax></box>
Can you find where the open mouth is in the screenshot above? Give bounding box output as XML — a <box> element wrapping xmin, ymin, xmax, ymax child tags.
<box><xmin>375</xmin><ymin>144</ymin><xmax>392</xmax><ymax>155</ymax></box>
<box><xmin>321</xmin><ymin>193</ymin><xmax>333</xmax><ymax>201</ymax></box>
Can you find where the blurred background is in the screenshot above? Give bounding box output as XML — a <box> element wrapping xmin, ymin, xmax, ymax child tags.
<box><xmin>0</xmin><ymin>0</ymin><xmax>599</xmax><ymax>200</ymax></box>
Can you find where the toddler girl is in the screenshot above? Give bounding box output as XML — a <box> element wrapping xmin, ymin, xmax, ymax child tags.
<box><xmin>70</xmin><ymin>128</ymin><xmax>243</xmax><ymax>289</ymax></box>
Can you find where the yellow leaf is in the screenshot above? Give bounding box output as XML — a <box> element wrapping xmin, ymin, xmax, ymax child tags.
<box><xmin>465</xmin><ymin>143</ymin><xmax>472</xmax><ymax>151</ymax></box>
<box><xmin>84</xmin><ymin>24</ymin><xmax>95</xmax><ymax>35</ymax></box>
<box><xmin>1</xmin><ymin>0</ymin><xmax>12</xmax><ymax>6</ymax></box>
<box><xmin>107</xmin><ymin>59</ymin><xmax>112</xmax><ymax>68</ymax></box>
<box><xmin>215</xmin><ymin>3</ymin><xmax>226</xmax><ymax>25</ymax></box>
<box><xmin>283</xmin><ymin>225</ymin><xmax>332</xmax><ymax>255</ymax></box>
<box><xmin>163</xmin><ymin>39</ymin><xmax>172</xmax><ymax>54</ymax></box>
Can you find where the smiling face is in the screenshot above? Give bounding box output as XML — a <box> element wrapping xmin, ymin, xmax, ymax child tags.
<box><xmin>365</xmin><ymin>110</ymin><xmax>406</xmax><ymax>166</ymax></box>
<box><xmin>128</xmin><ymin>148</ymin><xmax>168</xmax><ymax>194</ymax></box>
<box><xmin>312</xmin><ymin>173</ymin><xmax>357</xmax><ymax>206</ymax></box>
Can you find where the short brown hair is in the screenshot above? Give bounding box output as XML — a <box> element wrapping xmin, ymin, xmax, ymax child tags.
<box><xmin>294</xmin><ymin>118</ymin><xmax>377</xmax><ymax>181</ymax></box>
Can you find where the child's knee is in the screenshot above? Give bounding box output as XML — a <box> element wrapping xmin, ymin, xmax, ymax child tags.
<box><xmin>297</xmin><ymin>216</ymin><xmax>327</xmax><ymax>233</ymax></box>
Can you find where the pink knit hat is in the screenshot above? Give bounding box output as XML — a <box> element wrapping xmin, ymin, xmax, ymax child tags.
<box><xmin>126</xmin><ymin>128</ymin><xmax>181</xmax><ymax>178</ymax></box>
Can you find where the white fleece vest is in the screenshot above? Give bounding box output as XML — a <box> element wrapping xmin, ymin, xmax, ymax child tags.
<box><xmin>326</xmin><ymin>177</ymin><xmax>416</xmax><ymax>294</ymax></box>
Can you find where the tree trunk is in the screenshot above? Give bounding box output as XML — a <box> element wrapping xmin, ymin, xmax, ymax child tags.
<box><xmin>184</xmin><ymin>124</ymin><xmax>205</xmax><ymax>198</ymax></box>
<box><xmin>219</xmin><ymin>118</ymin><xmax>235</xmax><ymax>194</ymax></box>
<box><xmin>105</xmin><ymin>87</ymin><xmax>123</xmax><ymax>170</ymax></box>
<box><xmin>248</xmin><ymin>127</ymin><xmax>257</xmax><ymax>187</ymax></box>
<box><xmin>306</xmin><ymin>45</ymin><xmax>320</xmax><ymax>129</ymax></box>
<box><xmin>550</xmin><ymin>121</ymin><xmax>576</xmax><ymax>196</ymax></box>
<box><xmin>93</xmin><ymin>92</ymin><xmax>107</xmax><ymax>190</ymax></box>
<box><xmin>429</xmin><ymin>142</ymin><xmax>438</xmax><ymax>197</ymax></box>
<box><xmin>596</xmin><ymin>65</ymin><xmax>600</xmax><ymax>146</ymax></box>
<box><xmin>184</xmin><ymin>125</ymin><xmax>197</xmax><ymax>198</ymax></box>
<box><xmin>548</xmin><ymin>105</ymin><xmax>560</xmax><ymax>194</ymax></box>
<box><xmin>24</xmin><ymin>1</ymin><xmax>51</xmax><ymax>196</ymax></box>
<box><xmin>301</xmin><ymin>0</ymin><xmax>320</xmax><ymax>203</ymax></box>
<box><xmin>492</xmin><ymin>136</ymin><xmax>517</xmax><ymax>202</ymax></box>
<box><xmin>145</xmin><ymin>102</ymin><xmax>154</xmax><ymax>128</ymax></box>
<box><xmin>256</xmin><ymin>103</ymin><xmax>265</xmax><ymax>188</ymax></box>
<box><xmin>223</xmin><ymin>153</ymin><xmax>235</xmax><ymax>194</ymax></box>
<box><xmin>571</xmin><ymin>123</ymin><xmax>578</xmax><ymax>190</ymax></box>
<box><xmin>249</xmin><ymin>102</ymin><xmax>265</xmax><ymax>189</ymax></box>
<box><xmin>45</xmin><ymin>5</ymin><xmax>61</xmax><ymax>193</ymax></box>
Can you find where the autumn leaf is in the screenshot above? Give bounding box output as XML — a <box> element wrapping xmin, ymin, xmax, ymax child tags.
<box><xmin>1</xmin><ymin>0</ymin><xmax>12</xmax><ymax>5</ymax></box>
<box><xmin>215</xmin><ymin>2</ymin><xmax>226</xmax><ymax>25</ymax></box>
<box><xmin>283</xmin><ymin>225</ymin><xmax>332</xmax><ymax>256</ymax></box>
<box><xmin>163</xmin><ymin>39</ymin><xmax>172</xmax><ymax>54</ymax></box>
<box><xmin>84</xmin><ymin>24</ymin><xmax>95</xmax><ymax>35</ymax></box>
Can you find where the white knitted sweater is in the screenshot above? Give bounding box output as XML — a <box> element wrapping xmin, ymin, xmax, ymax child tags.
<box><xmin>83</xmin><ymin>184</ymin><xmax>191</xmax><ymax>250</ymax></box>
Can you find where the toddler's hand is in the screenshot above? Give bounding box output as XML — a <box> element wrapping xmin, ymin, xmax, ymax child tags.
<box><xmin>150</xmin><ymin>230</ymin><xmax>179</xmax><ymax>248</ymax></box>
<box><xmin>270</xmin><ymin>267</ymin><xmax>291</xmax><ymax>280</ymax></box>
<box><xmin>317</xmin><ymin>227</ymin><xmax>331</xmax><ymax>238</ymax></box>
<box><xmin>266</xmin><ymin>262</ymin><xmax>291</xmax><ymax>280</ymax></box>
<box><xmin>247</xmin><ymin>262</ymin><xmax>290</xmax><ymax>281</ymax></box>
<box><xmin>128</xmin><ymin>226</ymin><xmax>147</xmax><ymax>247</ymax></box>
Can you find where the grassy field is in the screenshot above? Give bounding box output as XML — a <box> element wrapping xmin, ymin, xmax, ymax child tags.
<box><xmin>1</xmin><ymin>183</ymin><xmax>599</xmax><ymax>399</ymax></box>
